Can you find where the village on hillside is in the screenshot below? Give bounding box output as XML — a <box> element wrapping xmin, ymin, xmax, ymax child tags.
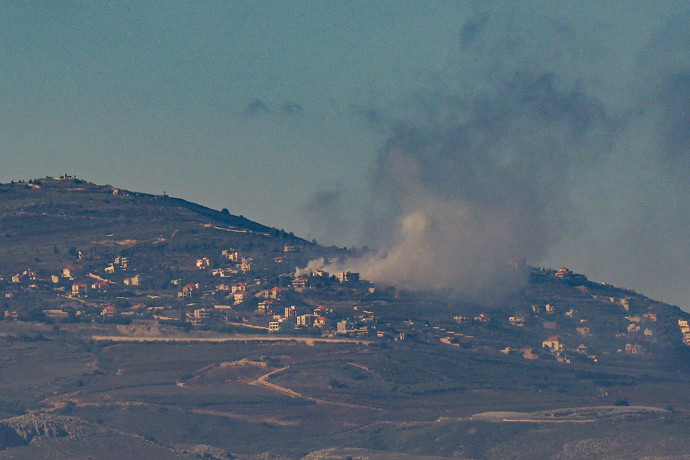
<box><xmin>0</xmin><ymin>177</ymin><xmax>688</xmax><ymax>371</ymax></box>
<box><xmin>1</xmin><ymin>237</ymin><xmax>687</xmax><ymax>369</ymax></box>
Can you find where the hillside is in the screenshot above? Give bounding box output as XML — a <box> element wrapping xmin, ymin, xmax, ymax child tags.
<box><xmin>0</xmin><ymin>177</ymin><xmax>689</xmax><ymax>459</ymax></box>
<box><xmin>0</xmin><ymin>176</ymin><xmax>303</xmax><ymax>270</ymax></box>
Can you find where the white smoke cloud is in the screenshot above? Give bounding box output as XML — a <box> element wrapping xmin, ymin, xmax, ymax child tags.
<box><xmin>295</xmin><ymin>257</ymin><xmax>326</xmax><ymax>277</ymax></box>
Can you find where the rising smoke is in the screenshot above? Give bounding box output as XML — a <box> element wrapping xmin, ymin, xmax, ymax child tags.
<box><xmin>315</xmin><ymin>74</ymin><xmax>616</xmax><ymax>295</ymax></box>
<box><xmin>306</xmin><ymin>5</ymin><xmax>690</xmax><ymax>305</ymax></box>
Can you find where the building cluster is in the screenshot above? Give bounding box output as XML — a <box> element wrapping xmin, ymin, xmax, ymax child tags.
<box><xmin>2</xmin><ymin>244</ymin><xmax>687</xmax><ymax>369</ymax></box>
<box><xmin>679</xmin><ymin>319</ymin><xmax>690</xmax><ymax>346</ymax></box>
<box><xmin>1</xmin><ymin>240</ymin><xmax>375</xmax><ymax>335</ymax></box>
<box><xmin>440</xmin><ymin>270</ymin><xmax>674</xmax><ymax>365</ymax></box>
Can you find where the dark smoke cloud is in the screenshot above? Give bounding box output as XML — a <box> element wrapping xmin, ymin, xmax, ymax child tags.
<box><xmin>637</xmin><ymin>12</ymin><xmax>690</xmax><ymax>167</ymax></box>
<box><xmin>242</xmin><ymin>99</ymin><xmax>272</xmax><ymax>117</ymax></box>
<box><xmin>243</xmin><ymin>99</ymin><xmax>307</xmax><ymax>118</ymax></box>
<box><xmin>306</xmin><ymin>6</ymin><xmax>690</xmax><ymax>307</ymax></box>
<box><xmin>564</xmin><ymin>10</ymin><xmax>690</xmax><ymax>307</ymax></box>
<box><xmin>459</xmin><ymin>15</ymin><xmax>489</xmax><ymax>49</ymax></box>
<box><xmin>343</xmin><ymin>73</ymin><xmax>615</xmax><ymax>294</ymax></box>
<box><xmin>303</xmin><ymin>189</ymin><xmax>345</xmax><ymax>241</ymax></box>
<box><xmin>282</xmin><ymin>100</ymin><xmax>304</xmax><ymax>116</ymax></box>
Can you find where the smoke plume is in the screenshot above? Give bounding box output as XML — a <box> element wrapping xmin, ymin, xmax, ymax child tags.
<box><xmin>307</xmin><ymin>6</ymin><xmax>690</xmax><ymax>306</ymax></box>
<box><xmin>343</xmin><ymin>74</ymin><xmax>615</xmax><ymax>294</ymax></box>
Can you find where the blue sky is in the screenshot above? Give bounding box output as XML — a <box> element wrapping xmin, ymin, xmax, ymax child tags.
<box><xmin>1</xmin><ymin>1</ymin><xmax>689</xmax><ymax>309</ymax></box>
<box><xmin>1</xmin><ymin>2</ymin><xmax>463</xmax><ymax>222</ymax></box>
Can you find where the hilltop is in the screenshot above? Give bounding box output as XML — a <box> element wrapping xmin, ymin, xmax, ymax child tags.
<box><xmin>0</xmin><ymin>176</ymin><xmax>305</xmax><ymax>270</ymax></box>
<box><xmin>0</xmin><ymin>177</ymin><xmax>689</xmax><ymax>459</ymax></box>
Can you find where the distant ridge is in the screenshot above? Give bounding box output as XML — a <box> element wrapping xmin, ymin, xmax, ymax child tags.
<box><xmin>0</xmin><ymin>176</ymin><xmax>295</xmax><ymax>238</ymax></box>
<box><xmin>0</xmin><ymin>176</ymin><xmax>312</xmax><ymax>276</ymax></box>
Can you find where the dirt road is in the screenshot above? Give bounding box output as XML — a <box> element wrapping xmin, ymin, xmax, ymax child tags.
<box><xmin>91</xmin><ymin>334</ymin><xmax>373</xmax><ymax>345</ymax></box>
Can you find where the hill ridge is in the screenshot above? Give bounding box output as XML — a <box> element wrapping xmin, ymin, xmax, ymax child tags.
<box><xmin>0</xmin><ymin>176</ymin><xmax>281</xmax><ymax>236</ymax></box>
<box><xmin>0</xmin><ymin>176</ymin><xmax>689</xmax><ymax>459</ymax></box>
